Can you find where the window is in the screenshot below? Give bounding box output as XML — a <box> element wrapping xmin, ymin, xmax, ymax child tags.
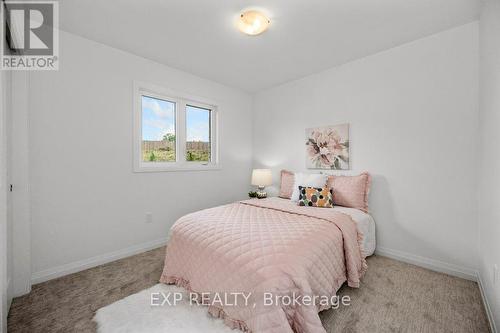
<box><xmin>134</xmin><ymin>82</ymin><xmax>219</xmax><ymax>172</ymax></box>
<box><xmin>186</xmin><ymin>105</ymin><xmax>211</xmax><ymax>162</ymax></box>
<box><xmin>141</xmin><ymin>96</ymin><xmax>176</xmax><ymax>162</ymax></box>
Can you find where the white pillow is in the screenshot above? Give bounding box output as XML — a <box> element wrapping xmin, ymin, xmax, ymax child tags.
<box><xmin>290</xmin><ymin>173</ymin><xmax>328</xmax><ymax>201</ymax></box>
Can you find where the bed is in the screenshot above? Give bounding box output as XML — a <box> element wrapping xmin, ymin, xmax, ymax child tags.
<box><xmin>331</xmin><ymin>205</ymin><xmax>376</xmax><ymax>256</ymax></box>
<box><xmin>160</xmin><ymin>197</ymin><xmax>373</xmax><ymax>333</ymax></box>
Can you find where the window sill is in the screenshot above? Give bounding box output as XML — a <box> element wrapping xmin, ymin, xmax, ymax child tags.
<box><xmin>133</xmin><ymin>163</ymin><xmax>221</xmax><ymax>173</ymax></box>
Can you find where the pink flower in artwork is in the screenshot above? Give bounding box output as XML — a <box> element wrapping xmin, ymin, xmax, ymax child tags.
<box><xmin>306</xmin><ymin>126</ymin><xmax>349</xmax><ymax>170</ymax></box>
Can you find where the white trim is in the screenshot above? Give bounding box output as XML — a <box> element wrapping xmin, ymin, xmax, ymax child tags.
<box><xmin>31</xmin><ymin>237</ymin><xmax>168</xmax><ymax>285</ymax></box>
<box><xmin>375</xmin><ymin>247</ymin><xmax>499</xmax><ymax>331</ymax></box>
<box><xmin>0</xmin><ymin>53</ymin><xmax>9</xmax><ymax>333</ymax></box>
<box><xmin>6</xmin><ymin>279</ymin><xmax>11</xmax><ymax>311</ymax></box>
<box><xmin>477</xmin><ymin>271</ymin><xmax>498</xmax><ymax>333</ymax></box>
<box><xmin>12</xmin><ymin>278</ymin><xmax>30</xmax><ymax>298</ymax></box>
<box><xmin>11</xmin><ymin>71</ymin><xmax>32</xmax><ymax>297</ymax></box>
<box><xmin>134</xmin><ymin>81</ymin><xmax>219</xmax><ymax>106</ymax></box>
<box><xmin>133</xmin><ymin>81</ymin><xmax>220</xmax><ymax>172</ymax></box>
<box><xmin>25</xmin><ymin>244</ymin><xmax>498</xmax><ymax>332</ymax></box>
<box><xmin>375</xmin><ymin>246</ymin><xmax>477</xmax><ymax>281</ymax></box>
<box><xmin>1</xmin><ymin>2</ymin><xmax>24</xmax><ymax>51</ymax></box>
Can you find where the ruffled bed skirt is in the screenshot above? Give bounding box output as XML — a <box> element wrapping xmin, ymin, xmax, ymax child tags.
<box><xmin>160</xmin><ymin>275</ymin><xmax>251</xmax><ymax>332</ymax></box>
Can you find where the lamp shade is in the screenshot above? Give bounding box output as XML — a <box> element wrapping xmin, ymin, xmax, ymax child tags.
<box><xmin>251</xmin><ymin>169</ymin><xmax>272</xmax><ymax>186</ymax></box>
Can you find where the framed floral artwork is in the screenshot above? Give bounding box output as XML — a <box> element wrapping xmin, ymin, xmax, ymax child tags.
<box><xmin>305</xmin><ymin>124</ymin><xmax>350</xmax><ymax>170</ymax></box>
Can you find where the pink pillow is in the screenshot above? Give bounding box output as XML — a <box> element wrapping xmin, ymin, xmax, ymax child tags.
<box><xmin>279</xmin><ymin>170</ymin><xmax>295</xmax><ymax>199</ymax></box>
<box><xmin>327</xmin><ymin>172</ymin><xmax>371</xmax><ymax>212</ymax></box>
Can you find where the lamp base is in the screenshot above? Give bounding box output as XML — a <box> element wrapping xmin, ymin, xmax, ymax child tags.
<box><xmin>256</xmin><ymin>186</ymin><xmax>267</xmax><ymax>199</ymax></box>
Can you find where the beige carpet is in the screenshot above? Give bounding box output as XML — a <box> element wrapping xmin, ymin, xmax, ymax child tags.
<box><xmin>8</xmin><ymin>247</ymin><xmax>490</xmax><ymax>332</ymax></box>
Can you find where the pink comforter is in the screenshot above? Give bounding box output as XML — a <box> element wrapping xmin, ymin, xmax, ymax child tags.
<box><xmin>160</xmin><ymin>197</ymin><xmax>367</xmax><ymax>333</ymax></box>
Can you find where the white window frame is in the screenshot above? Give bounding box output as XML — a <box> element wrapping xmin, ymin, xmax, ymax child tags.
<box><xmin>133</xmin><ymin>81</ymin><xmax>220</xmax><ymax>172</ymax></box>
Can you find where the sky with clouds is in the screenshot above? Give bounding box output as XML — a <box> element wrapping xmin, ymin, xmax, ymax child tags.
<box><xmin>142</xmin><ymin>96</ymin><xmax>210</xmax><ymax>142</ymax></box>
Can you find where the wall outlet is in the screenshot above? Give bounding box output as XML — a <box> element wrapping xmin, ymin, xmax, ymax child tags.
<box><xmin>494</xmin><ymin>264</ymin><xmax>498</xmax><ymax>285</ymax></box>
<box><xmin>145</xmin><ymin>212</ymin><xmax>153</xmax><ymax>224</ymax></box>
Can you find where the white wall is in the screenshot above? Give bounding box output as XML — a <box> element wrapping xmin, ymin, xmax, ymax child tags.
<box><xmin>23</xmin><ymin>31</ymin><xmax>253</xmax><ymax>281</ymax></box>
<box><xmin>479</xmin><ymin>0</ymin><xmax>500</xmax><ymax>329</ymax></box>
<box><xmin>253</xmin><ymin>23</ymin><xmax>479</xmax><ymax>275</ymax></box>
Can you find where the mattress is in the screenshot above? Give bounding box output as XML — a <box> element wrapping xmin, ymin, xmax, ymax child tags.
<box><xmin>331</xmin><ymin>206</ymin><xmax>376</xmax><ymax>256</ymax></box>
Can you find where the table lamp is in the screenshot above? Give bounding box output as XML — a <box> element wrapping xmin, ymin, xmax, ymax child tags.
<box><xmin>251</xmin><ymin>169</ymin><xmax>272</xmax><ymax>199</ymax></box>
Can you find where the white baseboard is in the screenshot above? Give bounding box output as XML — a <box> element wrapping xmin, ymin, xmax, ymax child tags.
<box><xmin>12</xmin><ymin>278</ymin><xmax>31</xmax><ymax>298</ymax></box>
<box><xmin>31</xmin><ymin>237</ymin><xmax>168</xmax><ymax>285</ymax></box>
<box><xmin>477</xmin><ymin>271</ymin><xmax>498</xmax><ymax>333</ymax></box>
<box><xmin>375</xmin><ymin>246</ymin><xmax>499</xmax><ymax>330</ymax></box>
<box><xmin>6</xmin><ymin>278</ymin><xmax>12</xmax><ymax>311</ymax></box>
<box><xmin>375</xmin><ymin>246</ymin><xmax>477</xmax><ymax>281</ymax></box>
<box><xmin>25</xmin><ymin>241</ymin><xmax>498</xmax><ymax>332</ymax></box>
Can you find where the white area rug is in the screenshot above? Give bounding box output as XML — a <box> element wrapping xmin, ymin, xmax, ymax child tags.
<box><xmin>93</xmin><ymin>284</ymin><xmax>236</xmax><ymax>333</ymax></box>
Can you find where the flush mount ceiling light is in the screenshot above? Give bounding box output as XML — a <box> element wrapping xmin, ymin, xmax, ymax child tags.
<box><xmin>237</xmin><ymin>10</ymin><xmax>270</xmax><ymax>36</ymax></box>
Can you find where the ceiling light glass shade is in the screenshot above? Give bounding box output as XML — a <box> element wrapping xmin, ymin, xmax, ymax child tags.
<box><xmin>237</xmin><ymin>10</ymin><xmax>270</xmax><ymax>35</ymax></box>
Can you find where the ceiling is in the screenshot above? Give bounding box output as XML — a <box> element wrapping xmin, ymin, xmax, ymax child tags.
<box><xmin>59</xmin><ymin>0</ymin><xmax>480</xmax><ymax>93</ymax></box>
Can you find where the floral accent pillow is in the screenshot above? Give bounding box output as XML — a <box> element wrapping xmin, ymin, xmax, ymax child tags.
<box><xmin>297</xmin><ymin>186</ymin><xmax>334</xmax><ymax>208</ymax></box>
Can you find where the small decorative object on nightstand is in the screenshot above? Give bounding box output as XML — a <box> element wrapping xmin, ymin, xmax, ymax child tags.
<box><xmin>251</xmin><ymin>169</ymin><xmax>272</xmax><ymax>199</ymax></box>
